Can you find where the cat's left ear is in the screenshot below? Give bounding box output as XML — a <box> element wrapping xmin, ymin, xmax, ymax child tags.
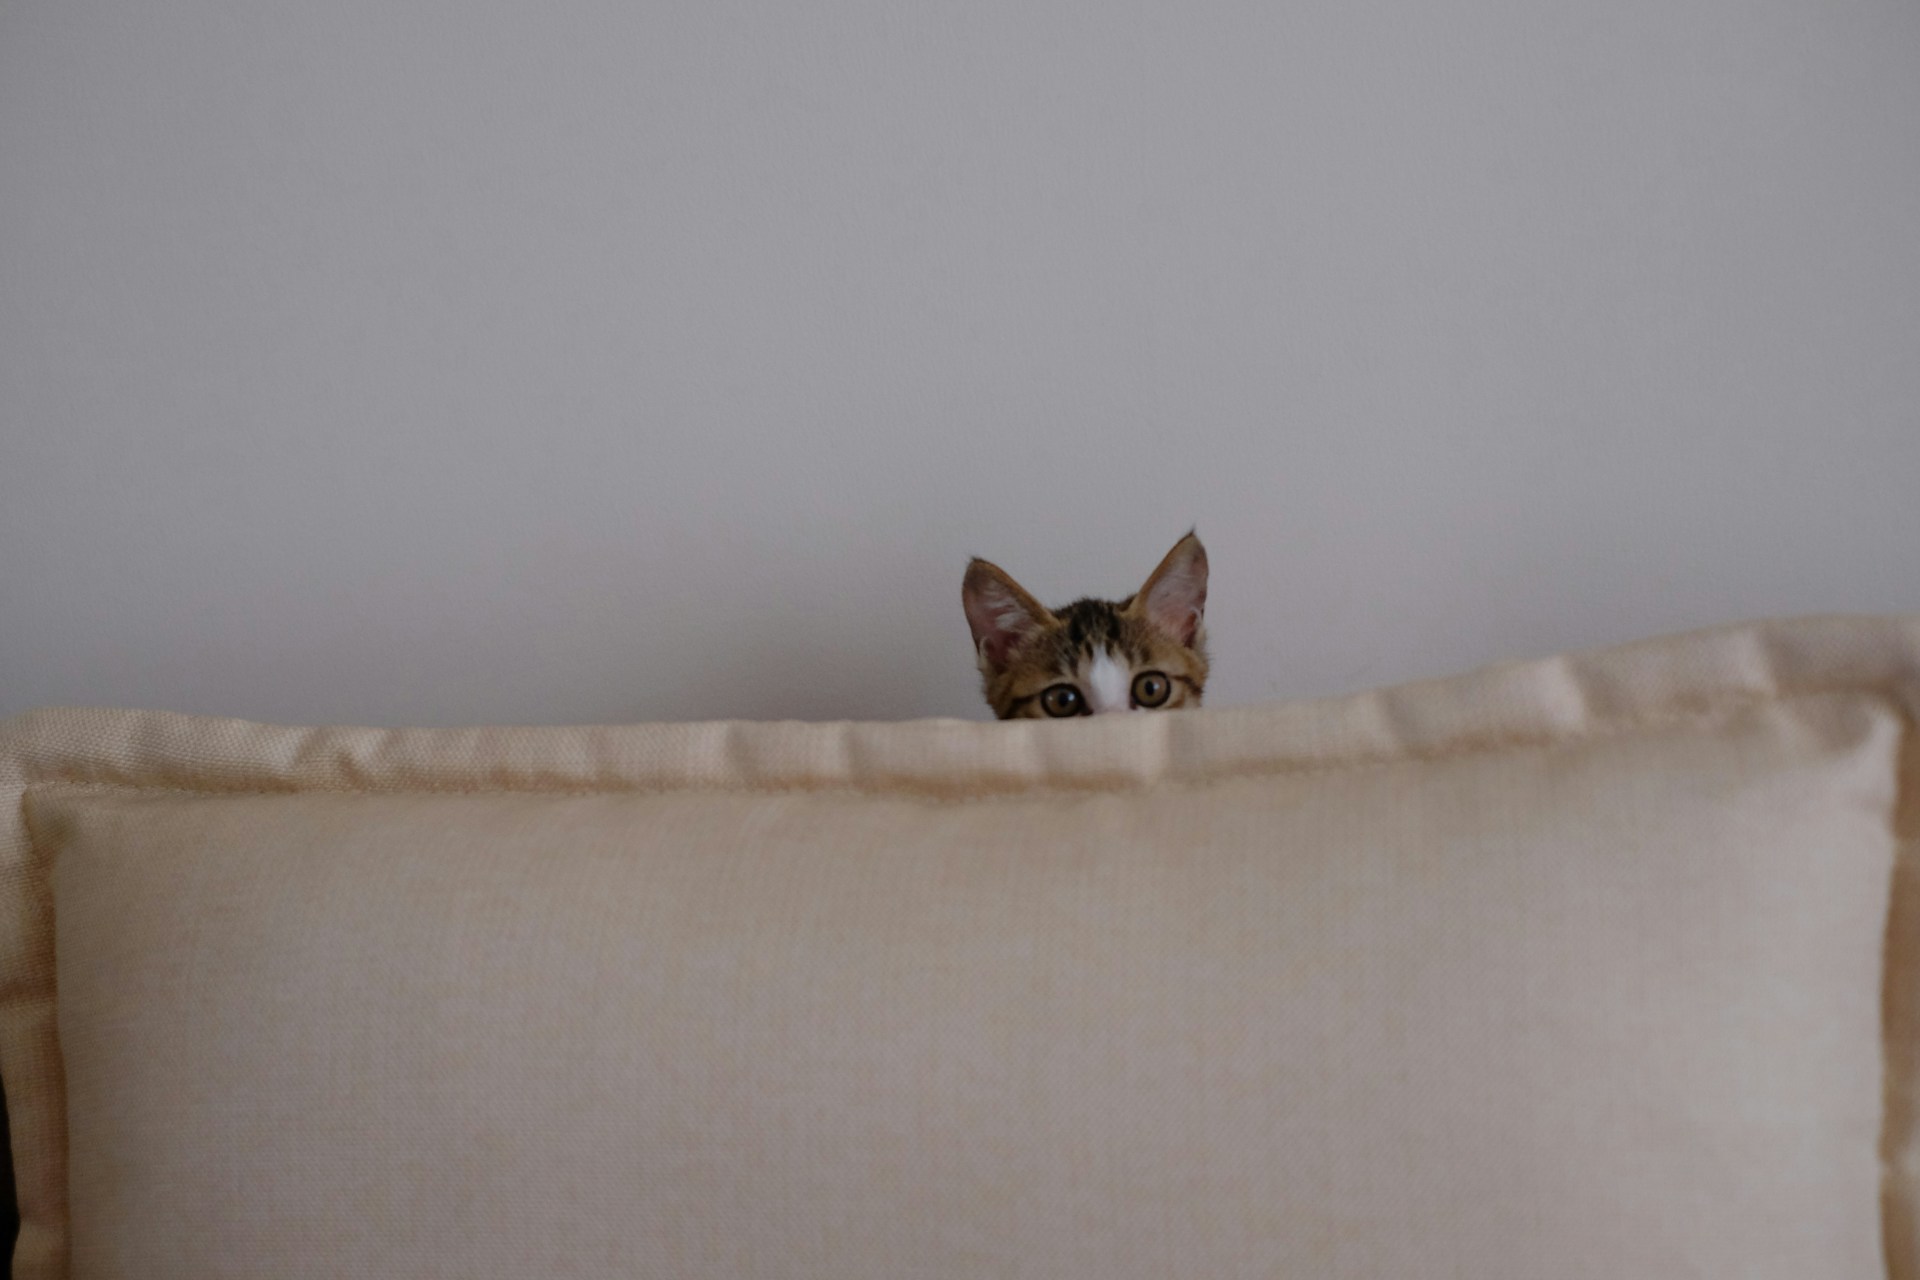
<box><xmin>1135</xmin><ymin>530</ymin><xmax>1208</xmax><ymax>648</ymax></box>
<box><xmin>963</xmin><ymin>558</ymin><xmax>1054</xmax><ymax>673</ymax></box>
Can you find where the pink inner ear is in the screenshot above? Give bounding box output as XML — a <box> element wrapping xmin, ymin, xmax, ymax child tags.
<box><xmin>963</xmin><ymin>579</ymin><xmax>1041</xmax><ymax>671</ymax></box>
<box><xmin>1143</xmin><ymin>553</ymin><xmax>1207</xmax><ymax>648</ymax></box>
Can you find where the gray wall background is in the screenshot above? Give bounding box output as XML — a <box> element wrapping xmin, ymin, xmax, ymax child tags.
<box><xmin>3</xmin><ymin>0</ymin><xmax>1916</xmax><ymax>726</ymax></box>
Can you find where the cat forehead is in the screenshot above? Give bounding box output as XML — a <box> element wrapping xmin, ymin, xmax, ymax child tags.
<box><xmin>1053</xmin><ymin>599</ymin><xmax>1131</xmax><ymax>647</ymax></box>
<box><xmin>1029</xmin><ymin>599</ymin><xmax>1155</xmax><ymax>671</ymax></box>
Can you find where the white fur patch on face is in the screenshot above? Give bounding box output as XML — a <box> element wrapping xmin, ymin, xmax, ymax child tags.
<box><xmin>1084</xmin><ymin>650</ymin><xmax>1132</xmax><ymax>714</ymax></box>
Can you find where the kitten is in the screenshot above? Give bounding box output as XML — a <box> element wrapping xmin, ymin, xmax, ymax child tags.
<box><xmin>961</xmin><ymin>532</ymin><xmax>1209</xmax><ymax>719</ymax></box>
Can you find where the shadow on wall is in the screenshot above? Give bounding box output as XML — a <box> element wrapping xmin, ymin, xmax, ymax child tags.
<box><xmin>635</xmin><ymin>612</ymin><xmax>969</xmax><ymax>724</ymax></box>
<box><xmin>2</xmin><ymin>1076</ymin><xmax>15</xmax><ymax>1264</ymax></box>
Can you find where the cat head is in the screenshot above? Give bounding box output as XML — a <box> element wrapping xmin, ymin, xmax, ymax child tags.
<box><xmin>961</xmin><ymin>532</ymin><xmax>1209</xmax><ymax>720</ymax></box>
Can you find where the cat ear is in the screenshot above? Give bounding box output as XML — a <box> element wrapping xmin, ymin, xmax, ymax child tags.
<box><xmin>962</xmin><ymin>558</ymin><xmax>1053</xmax><ymax>673</ymax></box>
<box><xmin>1136</xmin><ymin>530</ymin><xmax>1208</xmax><ymax>648</ymax></box>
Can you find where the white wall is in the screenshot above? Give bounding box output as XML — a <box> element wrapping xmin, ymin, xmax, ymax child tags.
<box><xmin>3</xmin><ymin>0</ymin><xmax>1916</xmax><ymax>726</ymax></box>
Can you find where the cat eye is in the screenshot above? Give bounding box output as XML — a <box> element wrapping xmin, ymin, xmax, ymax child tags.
<box><xmin>1039</xmin><ymin>684</ymin><xmax>1084</xmax><ymax>718</ymax></box>
<box><xmin>1131</xmin><ymin>671</ymin><xmax>1172</xmax><ymax>708</ymax></box>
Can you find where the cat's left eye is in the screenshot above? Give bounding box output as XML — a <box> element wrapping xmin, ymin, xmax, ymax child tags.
<box><xmin>1132</xmin><ymin>671</ymin><xmax>1171</xmax><ymax>708</ymax></box>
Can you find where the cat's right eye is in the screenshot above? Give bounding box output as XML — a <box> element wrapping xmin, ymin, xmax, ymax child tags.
<box><xmin>1040</xmin><ymin>685</ymin><xmax>1084</xmax><ymax>718</ymax></box>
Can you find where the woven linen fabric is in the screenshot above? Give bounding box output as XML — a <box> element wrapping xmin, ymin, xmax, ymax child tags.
<box><xmin>1</xmin><ymin>616</ymin><xmax>1917</xmax><ymax>1279</ymax></box>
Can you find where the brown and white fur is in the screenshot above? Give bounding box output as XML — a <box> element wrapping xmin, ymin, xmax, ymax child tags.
<box><xmin>962</xmin><ymin>532</ymin><xmax>1209</xmax><ymax>719</ymax></box>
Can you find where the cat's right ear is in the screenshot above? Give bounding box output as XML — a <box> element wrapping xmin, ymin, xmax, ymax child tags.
<box><xmin>1136</xmin><ymin>530</ymin><xmax>1208</xmax><ymax>648</ymax></box>
<box><xmin>962</xmin><ymin>559</ymin><xmax>1052</xmax><ymax>673</ymax></box>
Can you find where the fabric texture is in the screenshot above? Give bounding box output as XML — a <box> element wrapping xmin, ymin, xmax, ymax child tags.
<box><xmin>2</xmin><ymin>615</ymin><xmax>1917</xmax><ymax>1279</ymax></box>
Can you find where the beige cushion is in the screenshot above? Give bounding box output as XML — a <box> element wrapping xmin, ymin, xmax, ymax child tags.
<box><xmin>2</xmin><ymin>615</ymin><xmax>1917</xmax><ymax>1279</ymax></box>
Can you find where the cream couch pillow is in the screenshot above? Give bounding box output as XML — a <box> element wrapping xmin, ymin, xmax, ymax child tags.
<box><xmin>2</xmin><ymin>616</ymin><xmax>1917</xmax><ymax>1279</ymax></box>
